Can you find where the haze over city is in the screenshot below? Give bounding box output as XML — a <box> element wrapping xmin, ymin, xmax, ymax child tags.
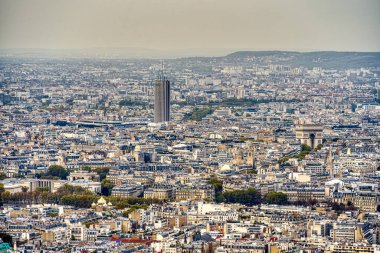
<box><xmin>0</xmin><ymin>0</ymin><xmax>380</xmax><ymax>58</ymax></box>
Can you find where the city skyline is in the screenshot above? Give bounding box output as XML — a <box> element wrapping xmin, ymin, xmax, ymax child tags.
<box><xmin>0</xmin><ymin>0</ymin><xmax>379</xmax><ymax>251</ymax></box>
<box><xmin>1</xmin><ymin>52</ymin><xmax>379</xmax><ymax>251</ymax></box>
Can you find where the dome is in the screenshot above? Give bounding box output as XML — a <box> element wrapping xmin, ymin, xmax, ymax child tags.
<box><xmin>97</xmin><ymin>196</ymin><xmax>107</xmax><ymax>205</ymax></box>
<box><xmin>220</xmin><ymin>164</ymin><xmax>231</xmax><ymax>171</ymax></box>
<box><xmin>107</xmin><ymin>202</ymin><xmax>113</xmax><ymax>206</ymax></box>
<box><xmin>326</xmin><ymin>179</ymin><xmax>344</xmax><ymax>186</ymax></box>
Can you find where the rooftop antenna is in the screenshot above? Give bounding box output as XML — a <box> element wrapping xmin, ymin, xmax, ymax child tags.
<box><xmin>161</xmin><ymin>60</ymin><xmax>165</xmax><ymax>79</ymax></box>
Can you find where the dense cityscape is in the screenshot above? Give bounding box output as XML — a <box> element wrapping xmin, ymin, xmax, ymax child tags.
<box><xmin>0</xmin><ymin>51</ymin><xmax>379</xmax><ymax>252</ymax></box>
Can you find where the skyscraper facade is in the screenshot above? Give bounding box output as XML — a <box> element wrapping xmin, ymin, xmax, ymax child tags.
<box><xmin>154</xmin><ymin>76</ymin><xmax>170</xmax><ymax>123</ymax></box>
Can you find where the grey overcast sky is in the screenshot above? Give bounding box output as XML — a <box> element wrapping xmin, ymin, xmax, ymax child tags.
<box><xmin>0</xmin><ymin>0</ymin><xmax>379</xmax><ymax>53</ymax></box>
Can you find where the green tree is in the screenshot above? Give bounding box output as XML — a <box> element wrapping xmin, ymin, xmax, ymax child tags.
<box><xmin>60</xmin><ymin>194</ymin><xmax>99</xmax><ymax>208</ymax></box>
<box><xmin>208</xmin><ymin>177</ymin><xmax>223</xmax><ymax>194</ymax></box>
<box><xmin>0</xmin><ymin>183</ymin><xmax>4</xmax><ymax>205</ymax></box>
<box><xmin>56</xmin><ymin>184</ymin><xmax>89</xmax><ymax>195</ymax></box>
<box><xmin>94</xmin><ymin>167</ymin><xmax>110</xmax><ymax>181</ymax></box>
<box><xmin>122</xmin><ymin>204</ymin><xmax>148</xmax><ymax>217</ymax></box>
<box><xmin>119</xmin><ymin>99</ymin><xmax>146</xmax><ymax>107</ymax></box>
<box><xmin>246</xmin><ymin>169</ymin><xmax>257</xmax><ymax>174</ymax></box>
<box><xmin>0</xmin><ymin>233</ymin><xmax>12</xmax><ymax>245</ymax></box>
<box><xmin>82</xmin><ymin>221</ymin><xmax>94</xmax><ymax>228</ymax></box>
<box><xmin>35</xmin><ymin>187</ymin><xmax>50</xmax><ymax>192</ymax></box>
<box><xmin>264</xmin><ymin>191</ymin><xmax>288</xmax><ymax>205</ymax></box>
<box><xmin>329</xmin><ymin>201</ymin><xmax>356</xmax><ymax>214</ymax></box>
<box><xmin>220</xmin><ymin>188</ymin><xmax>261</xmax><ymax>206</ymax></box>
<box><xmin>208</xmin><ymin>177</ymin><xmax>223</xmax><ymax>201</ymax></box>
<box><xmin>46</xmin><ymin>165</ymin><xmax>69</xmax><ymax>180</ymax></box>
<box><xmin>82</xmin><ymin>166</ymin><xmax>92</xmax><ymax>172</ymax></box>
<box><xmin>0</xmin><ymin>173</ymin><xmax>7</xmax><ymax>180</ymax></box>
<box><xmin>184</xmin><ymin>107</ymin><xmax>214</xmax><ymax>121</ymax></box>
<box><xmin>1</xmin><ymin>191</ymin><xmax>10</xmax><ymax>204</ymax></box>
<box><xmin>301</xmin><ymin>144</ymin><xmax>312</xmax><ymax>152</ymax></box>
<box><xmin>101</xmin><ymin>179</ymin><xmax>114</xmax><ymax>196</ymax></box>
<box><xmin>106</xmin><ymin>196</ymin><xmax>164</xmax><ymax>209</ymax></box>
<box><xmin>280</xmin><ymin>144</ymin><xmax>313</xmax><ymax>162</ymax></box>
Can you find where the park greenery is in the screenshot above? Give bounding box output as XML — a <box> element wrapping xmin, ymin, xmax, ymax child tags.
<box><xmin>48</xmin><ymin>165</ymin><xmax>70</xmax><ymax>179</ymax></box>
<box><xmin>37</xmin><ymin>165</ymin><xmax>69</xmax><ymax>180</ymax></box>
<box><xmin>246</xmin><ymin>169</ymin><xmax>258</xmax><ymax>175</ymax></box>
<box><xmin>218</xmin><ymin>188</ymin><xmax>261</xmax><ymax>206</ymax></box>
<box><xmin>208</xmin><ymin>178</ymin><xmax>262</xmax><ymax>205</ymax></box>
<box><xmin>183</xmin><ymin>107</ymin><xmax>214</xmax><ymax>121</ymax></box>
<box><xmin>122</xmin><ymin>204</ymin><xmax>148</xmax><ymax>217</ymax></box>
<box><xmin>101</xmin><ymin>179</ymin><xmax>114</xmax><ymax>196</ymax></box>
<box><xmin>0</xmin><ymin>165</ymin><xmax>165</xmax><ymax>208</ymax></box>
<box><xmin>208</xmin><ymin>177</ymin><xmax>223</xmax><ymax>202</ymax></box>
<box><xmin>93</xmin><ymin>167</ymin><xmax>110</xmax><ymax>181</ymax></box>
<box><xmin>263</xmin><ymin>191</ymin><xmax>288</xmax><ymax>205</ymax></box>
<box><xmin>0</xmin><ymin>183</ymin><xmax>165</xmax><ymax>209</ymax></box>
<box><xmin>294</xmin><ymin>144</ymin><xmax>312</xmax><ymax>159</ymax></box>
<box><xmin>328</xmin><ymin>201</ymin><xmax>356</xmax><ymax>214</ymax></box>
<box><xmin>82</xmin><ymin>166</ymin><xmax>110</xmax><ymax>181</ymax></box>
<box><xmin>119</xmin><ymin>99</ymin><xmax>146</xmax><ymax>107</ymax></box>
<box><xmin>207</xmin><ymin>177</ymin><xmax>307</xmax><ymax>207</ymax></box>
<box><xmin>314</xmin><ymin>144</ymin><xmax>323</xmax><ymax>151</ymax></box>
<box><xmin>178</xmin><ymin>98</ymin><xmax>301</xmax><ymax>107</ymax></box>
<box><xmin>208</xmin><ymin>177</ymin><xmax>223</xmax><ymax>194</ymax></box>
<box><xmin>0</xmin><ymin>173</ymin><xmax>7</xmax><ymax>180</ymax></box>
<box><xmin>1</xmin><ymin>179</ymin><xmax>360</xmax><ymax>212</ymax></box>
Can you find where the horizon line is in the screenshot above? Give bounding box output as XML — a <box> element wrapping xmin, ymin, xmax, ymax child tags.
<box><xmin>1</xmin><ymin>48</ymin><xmax>380</xmax><ymax>61</ymax></box>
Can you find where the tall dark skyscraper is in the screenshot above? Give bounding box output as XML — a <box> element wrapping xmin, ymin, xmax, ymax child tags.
<box><xmin>154</xmin><ymin>75</ymin><xmax>170</xmax><ymax>123</ymax></box>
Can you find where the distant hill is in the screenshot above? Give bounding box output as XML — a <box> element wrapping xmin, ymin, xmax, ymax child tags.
<box><xmin>225</xmin><ymin>51</ymin><xmax>380</xmax><ymax>69</ymax></box>
<box><xmin>1</xmin><ymin>48</ymin><xmax>379</xmax><ymax>69</ymax></box>
<box><xmin>226</xmin><ymin>51</ymin><xmax>299</xmax><ymax>58</ymax></box>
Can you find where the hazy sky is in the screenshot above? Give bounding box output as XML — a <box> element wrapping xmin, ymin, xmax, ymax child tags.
<box><xmin>0</xmin><ymin>0</ymin><xmax>379</xmax><ymax>53</ymax></box>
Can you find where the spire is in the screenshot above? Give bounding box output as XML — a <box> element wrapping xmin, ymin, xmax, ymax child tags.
<box><xmin>161</xmin><ymin>60</ymin><xmax>164</xmax><ymax>77</ymax></box>
<box><xmin>326</xmin><ymin>146</ymin><xmax>334</xmax><ymax>177</ymax></box>
<box><xmin>159</xmin><ymin>60</ymin><xmax>165</xmax><ymax>80</ymax></box>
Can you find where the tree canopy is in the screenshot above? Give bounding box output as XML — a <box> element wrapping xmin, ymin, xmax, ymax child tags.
<box><xmin>183</xmin><ymin>107</ymin><xmax>214</xmax><ymax>121</ymax></box>
<box><xmin>101</xmin><ymin>179</ymin><xmax>114</xmax><ymax>196</ymax></box>
<box><xmin>263</xmin><ymin>191</ymin><xmax>288</xmax><ymax>205</ymax></box>
<box><xmin>41</xmin><ymin>165</ymin><xmax>70</xmax><ymax>180</ymax></box>
<box><xmin>219</xmin><ymin>188</ymin><xmax>261</xmax><ymax>206</ymax></box>
<box><xmin>208</xmin><ymin>177</ymin><xmax>223</xmax><ymax>202</ymax></box>
<box><xmin>0</xmin><ymin>173</ymin><xmax>7</xmax><ymax>180</ymax></box>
